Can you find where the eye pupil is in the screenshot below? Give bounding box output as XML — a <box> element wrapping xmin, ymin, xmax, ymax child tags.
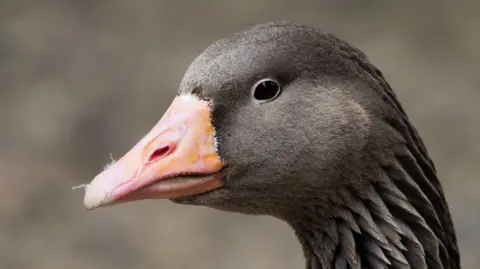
<box><xmin>253</xmin><ymin>79</ymin><xmax>281</xmax><ymax>101</ymax></box>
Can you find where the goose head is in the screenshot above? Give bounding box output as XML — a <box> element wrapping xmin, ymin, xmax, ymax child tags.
<box><xmin>81</xmin><ymin>21</ymin><xmax>460</xmax><ymax>269</ymax></box>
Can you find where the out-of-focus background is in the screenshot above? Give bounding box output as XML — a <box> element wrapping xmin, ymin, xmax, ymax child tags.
<box><xmin>1</xmin><ymin>1</ymin><xmax>479</xmax><ymax>268</ymax></box>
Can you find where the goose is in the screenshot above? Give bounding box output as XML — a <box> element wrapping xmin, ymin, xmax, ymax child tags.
<box><xmin>80</xmin><ymin>21</ymin><xmax>460</xmax><ymax>269</ymax></box>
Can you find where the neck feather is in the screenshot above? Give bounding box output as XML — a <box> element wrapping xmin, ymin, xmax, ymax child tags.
<box><xmin>289</xmin><ymin>146</ymin><xmax>459</xmax><ymax>269</ymax></box>
<box><xmin>285</xmin><ymin>47</ymin><xmax>460</xmax><ymax>269</ymax></box>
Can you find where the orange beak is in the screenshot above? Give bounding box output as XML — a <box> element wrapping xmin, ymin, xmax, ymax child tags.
<box><xmin>83</xmin><ymin>95</ymin><xmax>225</xmax><ymax>210</ymax></box>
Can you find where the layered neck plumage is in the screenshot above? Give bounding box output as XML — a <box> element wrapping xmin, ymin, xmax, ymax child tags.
<box><xmin>286</xmin><ymin>49</ymin><xmax>463</xmax><ymax>269</ymax></box>
<box><xmin>288</xmin><ymin>147</ymin><xmax>459</xmax><ymax>269</ymax></box>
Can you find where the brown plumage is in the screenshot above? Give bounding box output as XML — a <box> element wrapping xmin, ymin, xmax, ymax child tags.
<box><xmin>82</xmin><ymin>21</ymin><xmax>460</xmax><ymax>269</ymax></box>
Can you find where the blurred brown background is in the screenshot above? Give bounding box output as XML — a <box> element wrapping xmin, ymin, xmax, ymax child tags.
<box><xmin>1</xmin><ymin>0</ymin><xmax>479</xmax><ymax>268</ymax></box>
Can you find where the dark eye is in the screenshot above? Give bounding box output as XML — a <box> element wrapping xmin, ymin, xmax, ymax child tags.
<box><xmin>252</xmin><ymin>78</ymin><xmax>281</xmax><ymax>102</ymax></box>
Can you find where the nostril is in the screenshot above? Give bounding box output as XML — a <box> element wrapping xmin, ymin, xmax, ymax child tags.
<box><xmin>148</xmin><ymin>144</ymin><xmax>175</xmax><ymax>162</ymax></box>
